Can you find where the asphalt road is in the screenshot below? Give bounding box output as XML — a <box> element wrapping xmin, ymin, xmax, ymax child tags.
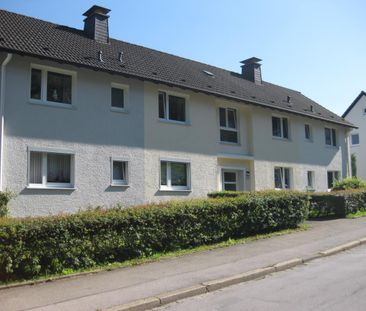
<box><xmin>155</xmin><ymin>244</ymin><xmax>366</xmax><ymax>311</ymax></box>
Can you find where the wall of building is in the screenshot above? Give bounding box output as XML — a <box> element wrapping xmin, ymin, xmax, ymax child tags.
<box><xmin>251</xmin><ymin>106</ymin><xmax>348</xmax><ymax>191</ymax></box>
<box><xmin>2</xmin><ymin>55</ymin><xmax>351</xmax><ymax>216</ymax></box>
<box><xmin>4</xmin><ymin>55</ymin><xmax>145</xmax><ymax>216</ymax></box>
<box><xmin>345</xmin><ymin>95</ymin><xmax>366</xmax><ymax>179</ymax></box>
<box><xmin>142</xmin><ymin>82</ymin><xmax>253</xmax><ymax>202</ymax></box>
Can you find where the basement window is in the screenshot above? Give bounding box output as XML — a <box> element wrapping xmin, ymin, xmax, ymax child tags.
<box><xmin>274</xmin><ymin>167</ymin><xmax>291</xmax><ymax>189</ymax></box>
<box><xmin>307</xmin><ymin>171</ymin><xmax>315</xmax><ymax>190</ymax></box>
<box><xmin>327</xmin><ymin>171</ymin><xmax>340</xmax><ymax>189</ymax></box>
<box><xmin>160</xmin><ymin>160</ymin><xmax>191</xmax><ymax>191</ymax></box>
<box><xmin>28</xmin><ymin>149</ymin><xmax>75</xmax><ymax>189</ymax></box>
<box><xmin>111</xmin><ymin>158</ymin><xmax>128</xmax><ymax>186</ymax></box>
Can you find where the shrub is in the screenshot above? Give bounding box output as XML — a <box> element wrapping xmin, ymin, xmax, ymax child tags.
<box><xmin>308</xmin><ymin>193</ymin><xmax>346</xmax><ymax>218</ymax></box>
<box><xmin>309</xmin><ymin>189</ymin><xmax>366</xmax><ymax>218</ymax></box>
<box><xmin>0</xmin><ymin>192</ymin><xmax>308</xmax><ymax>281</ymax></box>
<box><xmin>0</xmin><ymin>191</ymin><xmax>14</xmax><ymax>217</ymax></box>
<box><xmin>207</xmin><ymin>191</ymin><xmax>248</xmax><ymax>198</ymax></box>
<box><xmin>332</xmin><ymin>177</ymin><xmax>366</xmax><ymax>191</ymax></box>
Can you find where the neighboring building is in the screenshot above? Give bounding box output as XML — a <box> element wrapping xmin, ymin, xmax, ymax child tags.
<box><xmin>343</xmin><ymin>91</ymin><xmax>366</xmax><ymax>179</ymax></box>
<box><xmin>0</xmin><ymin>6</ymin><xmax>354</xmax><ymax>216</ymax></box>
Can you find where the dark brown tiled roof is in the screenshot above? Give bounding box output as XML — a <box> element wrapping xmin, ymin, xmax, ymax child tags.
<box><xmin>0</xmin><ymin>9</ymin><xmax>353</xmax><ymax>127</ymax></box>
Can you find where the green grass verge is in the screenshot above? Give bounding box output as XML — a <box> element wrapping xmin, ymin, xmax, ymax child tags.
<box><xmin>0</xmin><ymin>224</ymin><xmax>310</xmax><ymax>287</ymax></box>
<box><xmin>346</xmin><ymin>210</ymin><xmax>366</xmax><ymax>219</ymax></box>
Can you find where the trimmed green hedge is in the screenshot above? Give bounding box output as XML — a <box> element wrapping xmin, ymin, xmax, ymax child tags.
<box><xmin>209</xmin><ymin>189</ymin><xmax>366</xmax><ymax>219</ymax></box>
<box><xmin>309</xmin><ymin>190</ymin><xmax>366</xmax><ymax>218</ymax></box>
<box><xmin>207</xmin><ymin>191</ymin><xmax>245</xmax><ymax>198</ymax></box>
<box><xmin>0</xmin><ymin>191</ymin><xmax>14</xmax><ymax>217</ymax></box>
<box><xmin>332</xmin><ymin>177</ymin><xmax>366</xmax><ymax>191</ymax></box>
<box><xmin>0</xmin><ymin>192</ymin><xmax>308</xmax><ymax>281</ymax></box>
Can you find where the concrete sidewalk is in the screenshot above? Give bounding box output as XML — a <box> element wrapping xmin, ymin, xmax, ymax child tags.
<box><xmin>2</xmin><ymin>218</ymin><xmax>366</xmax><ymax>311</ymax></box>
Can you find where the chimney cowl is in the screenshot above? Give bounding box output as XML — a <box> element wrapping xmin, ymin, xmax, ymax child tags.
<box><xmin>83</xmin><ymin>5</ymin><xmax>111</xmax><ymax>44</ymax></box>
<box><xmin>240</xmin><ymin>57</ymin><xmax>262</xmax><ymax>85</ymax></box>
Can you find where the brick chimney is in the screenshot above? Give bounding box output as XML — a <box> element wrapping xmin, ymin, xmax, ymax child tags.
<box><xmin>240</xmin><ymin>57</ymin><xmax>262</xmax><ymax>85</ymax></box>
<box><xmin>83</xmin><ymin>5</ymin><xmax>110</xmax><ymax>44</ymax></box>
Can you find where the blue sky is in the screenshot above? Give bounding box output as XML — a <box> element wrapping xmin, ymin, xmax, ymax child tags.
<box><xmin>1</xmin><ymin>0</ymin><xmax>365</xmax><ymax>116</ymax></box>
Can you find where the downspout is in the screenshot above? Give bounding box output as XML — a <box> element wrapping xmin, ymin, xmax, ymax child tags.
<box><xmin>0</xmin><ymin>53</ymin><xmax>13</xmax><ymax>191</ymax></box>
<box><xmin>345</xmin><ymin>129</ymin><xmax>352</xmax><ymax>178</ymax></box>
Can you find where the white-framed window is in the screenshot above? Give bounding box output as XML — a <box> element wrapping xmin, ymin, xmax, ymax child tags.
<box><xmin>351</xmin><ymin>133</ymin><xmax>360</xmax><ymax>145</ymax></box>
<box><xmin>30</xmin><ymin>64</ymin><xmax>76</xmax><ymax>107</ymax></box>
<box><xmin>110</xmin><ymin>158</ymin><xmax>128</xmax><ymax>186</ymax></box>
<box><xmin>222</xmin><ymin>170</ymin><xmax>238</xmax><ymax>191</ymax></box>
<box><xmin>304</xmin><ymin>124</ymin><xmax>312</xmax><ymax>141</ymax></box>
<box><xmin>28</xmin><ymin>148</ymin><xmax>75</xmax><ymax>189</ymax></box>
<box><xmin>111</xmin><ymin>83</ymin><xmax>129</xmax><ymax>112</ymax></box>
<box><xmin>325</xmin><ymin>127</ymin><xmax>337</xmax><ymax>146</ymax></box>
<box><xmin>327</xmin><ymin>171</ymin><xmax>340</xmax><ymax>189</ymax></box>
<box><xmin>158</xmin><ymin>91</ymin><xmax>187</xmax><ymax>123</ymax></box>
<box><xmin>160</xmin><ymin>160</ymin><xmax>191</xmax><ymax>191</ymax></box>
<box><xmin>307</xmin><ymin>171</ymin><xmax>314</xmax><ymax>189</ymax></box>
<box><xmin>219</xmin><ymin>107</ymin><xmax>238</xmax><ymax>143</ymax></box>
<box><xmin>272</xmin><ymin>116</ymin><xmax>289</xmax><ymax>139</ymax></box>
<box><xmin>274</xmin><ymin>167</ymin><xmax>291</xmax><ymax>189</ymax></box>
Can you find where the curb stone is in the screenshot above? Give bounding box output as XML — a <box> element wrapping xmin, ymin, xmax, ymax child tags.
<box><xmin>273</xmin><ymin>258</ymin><xmax>302</xmax><ymax>272</ymax></box>
<box><xmin>103</xmin><ymin>237</ymin><xmax>366</xmax><ymax>311</ymax></box>
<box><xmin>105</xmin><ymin>297</ymin><xmax>160</xmax><ymax>311</ymax></box>
<box><xmin>203</xmin><ymin>267</ymin><xmax>275</xmax><ymax>292</ymax></box>
<box><xmin>157</xmin><ymin>285</ymin><xmax>207</xmax><ymax>305</ymax></box>
<box><xmin>302</xmin><ymin>253</ymin><xmax>323</xmax><ymax>263</ymax></box>
<box><xmin>319</xmin><ymin>241</ymin><xmax>361</xmax><ymax>256</ymax></box>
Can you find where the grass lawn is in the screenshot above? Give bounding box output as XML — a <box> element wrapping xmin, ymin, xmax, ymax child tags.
<box><xmin>346</xmin><ymin>210</ymin><xmax>366</xmax><ymax>219</ymax></box>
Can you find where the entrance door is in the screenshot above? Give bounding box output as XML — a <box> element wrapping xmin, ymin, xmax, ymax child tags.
<box><xmin>222</xmin><ymin>170</ymin><xmax>238</xmax><ymax>191</ymax></box>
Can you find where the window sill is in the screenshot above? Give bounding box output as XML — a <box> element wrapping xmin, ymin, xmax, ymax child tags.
<box><xmin>110</xmin><ymin>107</ymin><xmax>129</xmax><ymax>114</ymax></box>
<box><xmin>272</xmin><ymin>136</ymin><xmax>290</xmax><ymax>141</ymax></box>
<box><xmin>29</xmin><ymin>99</ymin><xmax>76</xmax><ymax>110</ymax></box>
<box><xmin>219</xmin><ymin>141</ymin><xmax>240</xmax><ymax>146</ymax></box>
<box><xmin>158</xmin><ymin>119</ymin><xmax>191</xmax><ymax>126</ymax></box>
<box><xmin>110</xmin><ymin>183</ymin><xmax>130</xmax><ymax>187</ymax></box>
<box><xmin>26</xmin><ymin>186</ymin><xmax>76</xmax><ymax>190</ymax></box>
<box><xmin>159</xmin><ymin>188</ymin><xmax>191</xmax><ymax>192</ymax></box>
<box><xmin>325</xmin><ymin>145</ymin><xmax>339</xmax><ymax>150</ymax></box>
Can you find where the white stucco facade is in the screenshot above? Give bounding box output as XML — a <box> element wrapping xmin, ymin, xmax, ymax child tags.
<box><xmin>0</xmin><ymin>53</ymin><xmax>351</xmax><ymax>216</ymax></box>
<box><xmin>344</xmin><ymin>93</ymin><xmax>366</xmax><ymax>179</ymax></box>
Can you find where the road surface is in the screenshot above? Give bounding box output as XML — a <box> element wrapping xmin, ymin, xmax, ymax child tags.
<box><xmin>155</xmin><ymin>244</ymin><xmax>366</xmax><ymax>311</ymax></box>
